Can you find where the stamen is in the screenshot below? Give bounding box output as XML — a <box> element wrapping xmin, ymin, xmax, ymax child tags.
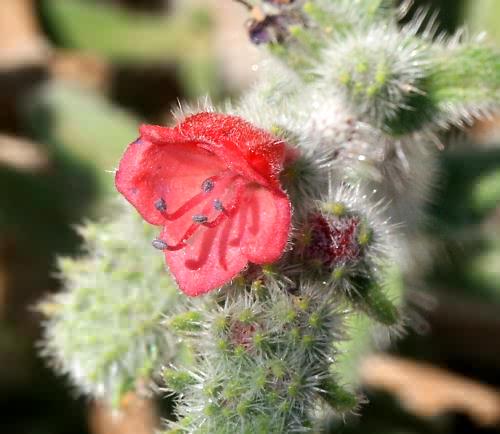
<box><xmin>165</xmin><ymin>224</ymin><xmax>200</xmax><ymax>251</ymax></box>
<box><xmin>152</xmin><ymin>239</ymin><xmax>168</xmax><ymax>250</ymax></box>
<box><xmin>155</xmin><ymin>198</ymin><xmax>167</xmax><ymax>212</ymax></box>
<box><xmin>155</xmin><ymin>170</ymin><xmax>235</xmax><ymax>221</ymax></box>
<box><xmin>213</xmin><ymin>199</ymin><xmax>224</xmax><ymax>211</ymax></box>
<box><xmin>203</xmin><ymin>182</ymin><xmax>247</xmax><ymax>229</ymax></box>
<box><xmin>157</xmin><ymin>193</ymin><xmax>206</xmax><ymax>221</ymax></box>
<box><xmin>164</xmin><ymin>242</ymin><xmax>188</xmax><ymax>251</ymax></box>
<box><xmin>201</xmin><ymin>179</ymin><xmax>215</xmax><ymax>192</ymax></box>
<box><xmin>154</xmin><ymin>177</ymin><xmax>249</xmax><ymax>258</ymax></box>
<box><xmin>192</xmin><ymin>214</ymin><xmax>208</xmax><ymax>224</ymax></box>
<box><xmin>202</xmin><ymin>213</ymin><xmax>226</xmax><ymax>228</ymax></box>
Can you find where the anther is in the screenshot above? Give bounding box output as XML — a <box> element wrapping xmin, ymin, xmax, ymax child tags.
<box><xmin>152</xmin><ymin>239</ymin><xmax>168</xmax><ymax>250</ymax></box>
<box><xmin>213</xmin><ymin>199</ymin><xmax>224</xmax><ymax>211</ymax></box>
<box><xmin>154</xmin><ymin>198</ymin><xmax>167</xmax><ymax>212</ymax></box>
<box><xmin>192</xmin><ymin>214</ymin><xmax>208</xmax><ymax>224</ymax></box>
<box><xmin>201</xmin><ymin>179</ymin><xmax>215</xmax><ymax>193</ymax></box>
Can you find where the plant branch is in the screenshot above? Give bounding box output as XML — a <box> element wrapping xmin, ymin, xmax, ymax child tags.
<box><xmin>360</xmin><ymin>355</ymin><xmax>500</xmax><ymax>427</ymax></box>
<box><xmin>232</xmin><ymin>0</ymin><xmax>253</xmax><ymax>11</ymax></box>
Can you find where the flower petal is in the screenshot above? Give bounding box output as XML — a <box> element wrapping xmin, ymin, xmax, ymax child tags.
<box><xmin>178</xmin><ymin>113</ymin><xmax>286</xmax><ymax>189</ymax></box>
<box><xmin>115</xmin><ymin>125</ymin><xmax>225</xmax><ymax>226</ymax></box>
<box><xmin>162</xmin><ymin>215</ymin><xmax>248</xmax><ymax>297</ymax></box>
<box><xmin>239</xmin><ymin>186</ymin><xmax>291</xmax><ymax>264</ymax></box>
<box><xmin>163</xmin><ymin>184</ymin><xmax>291</xmax><ymax>296</ymax></box>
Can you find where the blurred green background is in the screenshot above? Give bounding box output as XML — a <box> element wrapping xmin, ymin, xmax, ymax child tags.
<box><xmin>0</xmin><ymin>1</ymin><xmax>499</xmax><ymax>433</ymax></box>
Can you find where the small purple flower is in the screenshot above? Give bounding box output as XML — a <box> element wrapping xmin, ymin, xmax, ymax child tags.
<box><xmin>247</xmin><ymin>15</ymin><xmax>289</xmax><ymax>45</ymax></box>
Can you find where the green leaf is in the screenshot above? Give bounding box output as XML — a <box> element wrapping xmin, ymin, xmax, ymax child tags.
<box><xmin>319</xmin><ymin>377</ymin><xmax>358</xmax><ymax>413</ymax></box>
<box><xmin>429</xmin><ymin>44</ymin><xmax>500</xmax><ymax>111</ymax></box>
<box><xmin>389</xmin><ymin>43</ymin><xmax>500</xmax><ymax>134</ymax></box>
<box><xmin>41</xmin><ymin>0</ymin><xmax>213</xmax><ymax>61</ymax></box>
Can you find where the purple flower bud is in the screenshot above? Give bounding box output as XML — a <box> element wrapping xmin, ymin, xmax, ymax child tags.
<box><xmin>247</xmin><ymin>15</ymin><xmax>289</xmax><ymax>45</ymax></box>
<box><xmin>302</xmin><ymin>213</ymin><xmax>364</xmax><ymax>269</ymax></box>
<box><xmin>249</xmin><ymin>19</ymin><xmax>273</xmax><ymax>45</ymax></box>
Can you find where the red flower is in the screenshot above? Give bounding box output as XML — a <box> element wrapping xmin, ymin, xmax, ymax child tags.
<box><xmin>115</xmin><ymin>113</ymin><xmax>292</xmax><ymax>296</ymax></box>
